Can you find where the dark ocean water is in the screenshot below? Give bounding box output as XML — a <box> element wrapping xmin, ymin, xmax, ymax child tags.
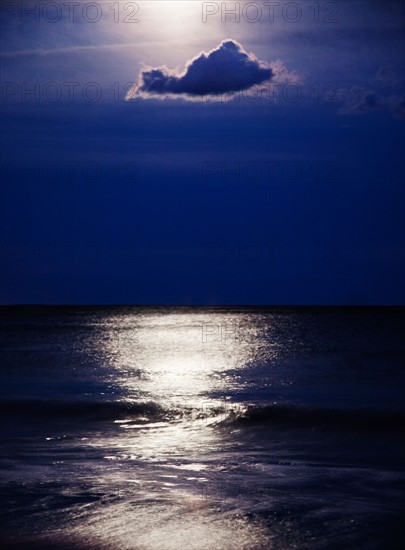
<box><xmin>0</xmin><ymin>307</ymin><xmax>404</xmax><ymax>549</ymax></box>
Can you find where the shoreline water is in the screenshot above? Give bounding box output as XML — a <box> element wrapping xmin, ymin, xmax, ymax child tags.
<box><xmin>1</xmin><ymin>308</ymin><xmax>404</xmax><ymax>549</ymax></box>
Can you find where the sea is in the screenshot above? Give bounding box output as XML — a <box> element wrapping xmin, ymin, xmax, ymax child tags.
<box><xmin>0</xmin><ymin>307</ymin><xmax>404</xmax><ymax>549</ymax></box>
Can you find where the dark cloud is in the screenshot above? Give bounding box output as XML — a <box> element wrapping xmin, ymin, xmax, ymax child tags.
<box><xmin>338</xmin><ymin>86</ymin><xmax>405</xmax><ymax>118</ymax></box>
<box><xmin>375</xmin><ymin>66</ymin><xmax>399</xmax><ymax>86</ymax></box>
<box><xmin>126</xmin><ymin>40</ymin><xmax>273</xmax><ymax>99</ymax></box>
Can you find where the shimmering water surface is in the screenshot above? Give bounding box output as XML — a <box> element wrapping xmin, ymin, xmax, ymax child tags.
<box><xmin>0</xmin><ymin>307</ymin><xmax>404</xmax><ymax>549</ymax></box>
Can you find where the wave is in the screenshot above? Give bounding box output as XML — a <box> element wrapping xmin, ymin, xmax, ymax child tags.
<box><xmin>216</xmin><ymin>403</ymin><xmax>405</xmax><ymax>433</ymax></box>
<box><xmin>1</xmin><ymin>399</ymin><xmax>404</xmax><ymax>433</ymax></box>
<box><xmin>0</xmin><ymin>399</ymin><xmax>172</xmax><ymax>423</ymax></box>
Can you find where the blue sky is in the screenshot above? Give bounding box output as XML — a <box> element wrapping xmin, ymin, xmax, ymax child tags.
<box><xmin>0</xmin><ymin>0</ymin><xmax>404</xmax><ymax>304</ymax></box>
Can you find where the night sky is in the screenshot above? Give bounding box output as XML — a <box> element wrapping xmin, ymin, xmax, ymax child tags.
<box><xmin>1</xmin><ymin>0</ymin><xmax>404</xmax><ymax>304</ymax></box>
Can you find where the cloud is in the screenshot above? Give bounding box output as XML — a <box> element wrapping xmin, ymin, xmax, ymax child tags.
<box><xmin>0</xmin><ymin>44</ymin><xmax>140</xmax><ymax>58</ymax></box>
<box><xmin>126</xmin><ymin>40</ymin><xmax>273</xmax><ymax>100</ymax></box>
<box><xmin>374</xmin><ymin>66</ymin><xmax>400</xmax><ymax>86</ymax></box>
<box><xmin>337</xmin><ymin>86</ymin><xmax>405</xmax><ymax>119</ymax></box>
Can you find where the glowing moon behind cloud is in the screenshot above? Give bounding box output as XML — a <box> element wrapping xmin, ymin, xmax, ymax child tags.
<box><xmin>141</xmin><ymin>2</ymin><xmax>218</xmax><ymax>43</ymax></box>
<box><xmin>117</xmin><ymin>1</ymin><xmax>225</xmax><ymax>65</ymax></box>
